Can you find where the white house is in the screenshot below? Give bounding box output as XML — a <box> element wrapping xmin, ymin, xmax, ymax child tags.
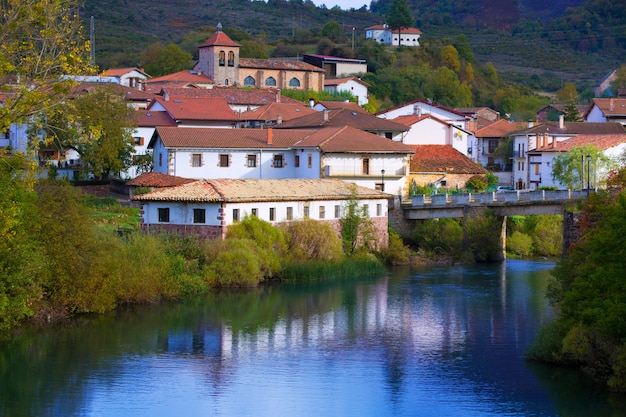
<box><xmin>303</xmin><ymin>54</ymin><xmax>367</xmax><ymax>78</ymax></box>
<box><xmin>324</xmin><ymin>77</ymin><xmax>370</xmax><ymax>107</ymax></box>
<box><xmin>132</xmin><ymin>178</ymin><xmax>392</xmax><ymax>248</ymax></box>
<box><xmin>391</xmin><ymin>113</ymin><xmax>472</xmax><ymax>157</ymax></box>
<box><xmin>365</xmin><ymin>24</ymin><xmax>422</xmax><ymax>47</ymax></box>
<box><xmin>100</xmin><ymin>67</ymin><xmax>151</xmax><ymax>89</ymax></box>
<box><xmin>526</xmin><ymin>133</ymin><xmax>626</xmax><ymax>189</ymax></box>
<box><xmin>583</xmin><ymin>98</ymin><xmax>626</xmax><ymax>125</ymax></box>
<box><xmin>511</xmin><ymin>119</ymin><xmax>626</xmax><ymax>190</ymax></box>
<box><xmin>376</xmin><ymin>98</ymin><xmax>468</xmax><ymax>130</ymax></box>
<box><xmin>148</xmin><ymin>125</ymin><xmax>413</xmax><ymax>197</ymax></box>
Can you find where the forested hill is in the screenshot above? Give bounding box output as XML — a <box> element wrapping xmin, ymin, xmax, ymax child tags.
<box><xmin>85</xmin><ymin>0</ymin><xmax>624</xmax><ymax>88</ymax></box>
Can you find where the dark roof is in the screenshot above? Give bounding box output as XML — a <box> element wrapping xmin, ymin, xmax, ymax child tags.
<box><xmin>156</xmin><ymin>87</ymin><xmax>301</xmax><ymax>106</ymax></box>
<box><xmin>276</xmin><ymin>108</ymin><xmax>409</xmax><ymax>133</ymax></box>
<box><xmin>135</xmin><ymin>110</ymin><xmax>176</xmax><ymax>127</ymax></box>
<box><xmin>126</xmin><ymin>172</ymin><xmax>195</xmax><ymax>187</ymax></box>
<box><xmin>515</xmin><ymin>122</ymin><xmax>625</xmax><ymax>136</ymax></box>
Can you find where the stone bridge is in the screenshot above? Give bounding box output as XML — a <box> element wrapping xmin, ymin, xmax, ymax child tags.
<box><xmin>391</xmin><ymin>190</ymin><xmax>588</xmax><ymax>260</ymax></box>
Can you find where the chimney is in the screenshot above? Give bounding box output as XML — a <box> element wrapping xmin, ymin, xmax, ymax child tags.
<box><xmin>276</xmin><ymin>89</ymin><xmax>281</xmax><ymax>103</ymax></box>
<box><xmin>610</xmin><ymin>98</ymin><xmax>615</xmax><ymax>112</ymax></box>
<box><xmin>267</xmin><ymin>127</ymin><xmax>273</xmax><ymax>145</ymax></box>
<box><xmin>323</xmin><ymin>109</ymin><xmax>330</xmax><ymax>123</ymax></box>
<box><xmin>276</xmin><ymin>114</ymin><xmax>283</xmax><ymax>125</ymax></box>
<box><xmin>309</xmin><ymin>98</ymin><xmax>315</xmax><ymax>108</ymax></box>
<box><xmin>559</xmin><ymin>114</ymin><xmax>564</xmax><ymax>129</ymax></box>
<box><xmin>163</xmin><ymin>92</ymin><xmax>169</xmax><ymax>102</ymax></box>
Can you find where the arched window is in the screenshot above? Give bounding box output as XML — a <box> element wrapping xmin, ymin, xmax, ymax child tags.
<box><xmin>224</xmin><ymin>79</ymin><xmax>229</xmax><ymax>86</ymax></box>
<box><xmin>289</xmin><ymin>77</ymin><xmax>301</xmax><ymax>87</ymax></box>
<box><xmin>228</xmin><ymin>51</ymin><xmax>235</xmax><ymax>67</ymax></box>
<box><xmin>244</xmin><ymin>76</ymin><xmax>255</xmax><ymax>86</ymax></box>
<box><xmin>265</xmin><ymin>77</ymin><xmax>277</xmax><ymax>87</ymax></box>
<box><xmin>219</xmin><ymin>51</ymin><xmax>225</xmax><ymax>67</ymax></box>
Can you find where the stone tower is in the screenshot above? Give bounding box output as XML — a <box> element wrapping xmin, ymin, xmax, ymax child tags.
<box><xmin>197</xmin><ymin>23</ymin><xmax>241</xmax><ymax>86</ymax></box>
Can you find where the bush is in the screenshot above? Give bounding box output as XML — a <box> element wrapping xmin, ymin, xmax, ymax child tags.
<box><xmin>282</xmin><ymin>219</ymin><xmax>344</xmax><ymax>263</ymax></box>
<box><xmin>463</xmin><ymin>214</ymin><xmax>503</xmax><ymax>262</ymax></box>
<box><xmin>507</xmin><ymin>231</ymin><xmax>533</xmax><ymax>258</ymax></box>
<box><xmin>204</xmin><ymin>239</ymin><xmax>264</xmax><ymax>287</ymax></box>
<box><xmin>414</xmin><ymin>218</ymin><xmax>463</xmax><ymax>256</ymax></box>
<box><xmin>381</xmin><ymin>228</ymin><xmax>412</xmax><ymax>265</ymax></box>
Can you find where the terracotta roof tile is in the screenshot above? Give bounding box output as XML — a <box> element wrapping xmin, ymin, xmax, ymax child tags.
<box><xmin>144</xmin><ymin>70</ymin><xmax>214</xmax><ymax>85</ymax></box>
<box><xmin>296</xmin><ymin>126</ymin><xmax>414</xmax><ymax>153</ymax></box>
<box><xmin>126</xmin><ymin>172</ymin><xmax>195</xmax><ymax>187</ymax></box>
<box><xmin>133</xmin><ymin>178</ymin><xmax>390</xmax><ymax>203</ymax></box>
<box><xmin>151</xmin><ymin>96</ymin><xmax>239</xmax><ymax>121</ymax></box>
<box><xmin>198</xmin><ymin>31</ymin><xmax>241</xmax><ymax>48</ymax></box>
<box><xmin>517</xmin><ymin>122</ymin><xmax>625</xmax><ymax>136</ymax></box>
<box><xmin>531</xmin><ymin>133</ymin><xmax>626</xmax><ymax>152</ymax></box>
<box><xmin>376</xmin><ymin>98</ymin><xmax>467</xmax><ymax>119</ymax></box>
<box><xmin>135</xmin><ymin>110</ymin><xmax>176</xmax><ymax>127</ymax></box>
<box><xmin>474</xmin><ymin>119</ymin><xmax>527</xmax><ymax>137</ymax></box>
<box><xmin>239</xmin><ymin>58</ymin><xmax>324</xmax><ymax>72</ymax></box>
<box><xmin>586</xmin><ymin>98</ymin><xmax>626</xmax><ymax>117</ymax></box>
<box><xmin>240</xmin><ymin>102</ymin><xmax>317</xmax><ymax>121</ymax></box>
<box><xmin>156</xmin><ymin>87</ymin><xmax>301</xmax><ymax>106</ymax></box>
<box><xmin>410</xmin><ymin>145</ymin><xmax>487</xmax><ymax>174</ymax></box>
<box><xmin>316</xmin><ymin>100</ymin><xmax>369</xmax><ymax>113</ymax></box>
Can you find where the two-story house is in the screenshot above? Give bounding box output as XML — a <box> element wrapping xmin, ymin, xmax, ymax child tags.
<box><xmin>148</xmin><ymin>125</ymin><xmax>414</xmax><ymax>197</ymax></box>
<box><xmin>583</xmin><ymin>98</ymin><xmax>626</xmax><ymax>125</ymax></box>
<box><xmin>391</xmin><ymin>113</ymin><xmax>472</xmax><ymax>157</ymax></box>
<box><xmin>365</xmin><ymin>24</ymin><xmax>422</xmax><ymax>47</ymax></box>
<box><xmin>376</xmin><ymin>98</ymin><xmax>468</xmax><ymax>130</ymax></box>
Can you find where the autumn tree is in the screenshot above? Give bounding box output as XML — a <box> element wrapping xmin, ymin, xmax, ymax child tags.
<box><xmin>441</xmin><ymin>45</ymin><xmax>460</xmax><ymax>73</ymax></box>
<box><xmin>387</xmin><ymin>0</ymin><xmax>413</xmax><ymax>46</ymax></box>
<box><xmin>0</xmin><ymin>0</ymin><xmax>94</xmax><ymax>134</ymax></box>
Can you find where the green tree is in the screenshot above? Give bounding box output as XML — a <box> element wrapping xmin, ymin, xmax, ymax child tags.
<box><xmin>321</xmin><ymin>20</ymin><xmax>346</xmax><ymax>43</ymax></box>
<box><xmin>0</xmin><ymin>0</ymin><xmax>94</xmax><ymax>133</ymax></box>
<box><xmin>341</xmin><ymin>188</ymin><xmax>376</xmax><ymax>255</ymax></box>
<box><xmin>441</xmin><ymin>45</ymin><xmax>460</xmax><ymax>73</ymax></box>
<box><xmin>48</xmin><ymin>85</ymin><xmax>136</xmax><ymax>179</ymax></box>
<box><xmin>387</xmin><ymin>0</ymin><xmax>413</xmax><ymax>46</ymax></box>
<box><xmin>141</xmin><ymin>42</ymin><xmax>192</xmax><ymax>77</ymax></box>
<box><xmin>551</xmin><ymin>145</ymin><xmax>615</xmax><ymax>190</ymax></box>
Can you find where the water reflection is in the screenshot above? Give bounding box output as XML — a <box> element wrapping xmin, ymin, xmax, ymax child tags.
<box><xmin>1</xmin><ymin>260</ymin><xmax>624</xmax><ymax>417</ymax></box>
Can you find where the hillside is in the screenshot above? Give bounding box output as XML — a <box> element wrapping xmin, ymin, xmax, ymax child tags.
<box><xmin>84</xmin><ymin>0</ymin><xmax>624</xmax><ymax>93</ymax></box>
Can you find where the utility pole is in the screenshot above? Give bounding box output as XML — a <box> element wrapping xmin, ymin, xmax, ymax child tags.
<box><xmin>352</xmin><ymin>27</ymin><xmax>355</xmax><ymax>50</ymax></box>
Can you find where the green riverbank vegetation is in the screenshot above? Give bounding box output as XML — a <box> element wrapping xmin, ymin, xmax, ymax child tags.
<box><xmin>527</xmin><ymin>168</ymin><xmax>626</xmax><ymax>392</ymax></box>
<box><xmin>0</xmin><ymin>156</ymin><xmax>405</xmax><ymax>331</ymax></box>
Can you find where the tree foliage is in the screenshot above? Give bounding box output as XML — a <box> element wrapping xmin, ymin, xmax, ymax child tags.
<box><xmin>551</xmin><ymin>145</ymin><xmax>615</xmax><ymax>190</ymax></box>
<box><xmin>0</xmin><ymin>0</ymin><xmax>94</xmax><ymax>133</ymax></box>
<box><xmin>386</xmin><ymin>0</ymin><xmax>413</xmax><ymax>46</ymax></box>
<box><xmin>141</xmin><ymin>42</ymin><xmax>192</xmax><ymax>77</ymax></box>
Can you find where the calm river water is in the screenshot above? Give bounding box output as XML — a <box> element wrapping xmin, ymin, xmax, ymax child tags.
<box><xmin>1</xmin><ymin>260</ymin><xmax>625</xmax><ymax>417</ymax></box>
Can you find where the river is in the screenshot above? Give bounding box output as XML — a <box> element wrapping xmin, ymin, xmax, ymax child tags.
<box><xmin>1</xmin><ymin>260</ymin><xmax>625</xmax><ymax>417</ymax></box>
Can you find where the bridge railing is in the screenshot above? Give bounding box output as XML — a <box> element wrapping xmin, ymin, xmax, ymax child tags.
<box><xmin>411</xmin><ymin>189</ymin><xmax>588</xmax><ymax>207</ymax></box>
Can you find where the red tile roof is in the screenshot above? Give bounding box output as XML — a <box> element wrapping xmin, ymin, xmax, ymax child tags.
<box><xmin>151</xmin><ymin>96</ymin><xmax>239</xmax><ymax>121</ymax></box>
<box><xmin>531</xmin><ymin>133</ymin><xmax>626</xmax><ymax>152</ymax></box>
<box><xmin>143</xmin><ymin>70</ymin><xmax>214</xmax><ymax>85</ymax></box>
<box><xmin>198</xmin><ymin>30</ymin><xmax>241</xmax><ymax>48</ymax></box>
<box><xmin>239</xmin><ymin>58</ymin><xmax>324</xmax><ymax>72</ymax></box>
<box><xmin>376</xmin><ymin>98</ymin><xmax>467</xmax><ymax>118</ymax></box>
<box><xmin>585</xmin><ymin>98</ymin><xmax>626</xmax><ymax>117</ymax></box>
<box><xmin>410</xmin><ymin>145</ymin><xmax>487</xmax><ymax>174</ymax></box>
<box><xmin>474</xmin><ymin>119</ymin><xmax>527</xmax><ymax>138</ymax></box>
<box><xmin>366</xmin><ymin>25</ymin><xmax>422</xmax><ymax>34</ymax></box>
<box><xmin>316</xmin><ymin>100</ymin><xmax>369</xmax><ymax>114</ymax></box>
<box><xmin>239</xmin><ymin>102</ymin><xmax>317</xmax><ymax>121</ymax></box>
<box><xmin>517</xmin><ymin>122</ymin><xmax>625</xmax><ymax>136</ymax></box>
<box><xmin>135</xmin><ymin>110</ymin><xmax>176</xmax><ymax>127</ymax></box>
<box><xmin>296</xmin><ymin>126</ymin><xmax>414</xmax><ymax>153</ymax></box>
<box><xmin>126</xmin><ymin>172</ymin><xmax>195</xmax><ymax>187</ymax></box>
<box><xmin>100</xmin><ymin>67</ymin><xmax>150</xmax><ymax>78</ymax></box>
<box><xmin>156</xmin><ymin>87</ymin><xmax>302</xmax><ymax>106</ymax></box>
<box><xmin>133</xmin><ymin>178</ymin><xmax>390</xmax><ymax>203</ymax></box>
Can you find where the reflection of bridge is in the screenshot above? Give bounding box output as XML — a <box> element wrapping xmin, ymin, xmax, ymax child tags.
<box><xmin>396</xmin><ymin>190</ymin><xmax>589</xmax><ymax>259</ymax></box>
<box><xmin>402</xmin><ymin>190</ymin><xmax>588</xmax><ymax>220</ymax></box>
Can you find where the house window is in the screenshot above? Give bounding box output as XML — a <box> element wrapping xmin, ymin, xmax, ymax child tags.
<box><xmin>308</xmin><ymin>154</ymin><xmax>312</xmax><ymax>168</ymax></box>
<box><xmin>286</xmin><ymin>207</ymin><xmax>293</xmax><ymax>220</ymax></box>
<box><xmin>159</xmin><ymin>153</ymin><xmax>163</xmax><ymax>167</ymax></box>
<box><xmin>319</xmin><ymin>206</ymin><xmax>325</xmax><ymax>219</ymax></box>
<box><xmin>385</xmin><ymin>132</ymin><xmax>393</xmax><ymax>139</ymax></box>
<box><xmin>244</xmin><ymin>76</ymin><xmax>255</xmax><ymax>86</ymax></box>
<box><xmin>247</xmin><ymin>154</ymin><xmax>257</xmax><ymax>167</ymax></box>
<box><xmin>534</xmin><ymin>164</ymin><xmax>540</xmax><ymax>175</ymax></box>
<box><xmin>269</xmin><ymin>207</ymin><xmax>275</xmax><ymax>221</ymax></box>
<box><xmin>303</xmin><ymin>206</ymin><xmax>309</xmax><ymax>219</ymax></box>
<box><xmin>158</xmin><ymin>208</ymin><xmax>170</xmax><ymax>223</ymax></box>
<box><xmin>376</xmin><ymin>203</ymin><xmax>382</xmax><ymax>216</ymax></box>
<box><xmin>251</xmin><ymin>208</ymin><xmax>258</xmax><ymax>217</ymax></box>
<box><xmin>334</xmin><ymin>205</ymin><xmax>340</xmax><ymax>218</ymax></box>
<box><xmin>193</xmin><ymin>208</ymin><xmax>206</xmax><ymax>224</ymax></box>
<box><xmin>219</xmin><ymin>50</ymin><xmax>225</xmax><ymax>66</ymax></box>
<box><xmin>219</xmin><ymin>154</ymin><xmax>230</xmax><ymax>167</ymax></box>
<box><xmin>265</xmin><ymin>77</ymin><xmax>277</xmax><ymax>87</ymax></box>
<box><xmin>289</xmin><ymin>77</ymin><xmax>301</xmax><ymax>87</ymax></box>
<box><xmin>362</xmin><ymin>158</ymin><xmax>370</xmax><ymax>175</ymax></box>
<box><xmin>488</xmin><ymin>140</ymin><xmax>498</xmax><ymax>153</ymax></box>
<box><xmin>192</xmin><ymin>153</ymin><xmax>202</xmax><ymax>167</ymax></box>
<box><xmin>233</xmin><ymin>209</ymin><xmax>240</xmax><ymax>222</ymax></box>
<box><xmin>133</xmin><ymin>136</ymin><xmax>144</xmax><ymax>145</ymax></box>
<box><xmin>273</xmin><ymin>154</ymin><xmax>284</xmax><ymax>168</ymax></box>
<box><xmin>295</xmin><ymin>155</ymin><xmax>300</xmax><ymax>167</ymax></box>
<box><xmin>228</xmin><ymin>51</ymin><xmax>235</xmax><ymax>67</ymax></box>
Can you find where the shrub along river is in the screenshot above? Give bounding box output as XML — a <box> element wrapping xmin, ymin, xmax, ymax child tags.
<box><xmin>1</xmin><ymin>260</ymin><xmax>625</xmax><ymax>417</ymax></box>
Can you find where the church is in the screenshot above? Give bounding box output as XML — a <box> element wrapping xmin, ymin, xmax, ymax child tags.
<box><xmin>194</xmin><ymin>24</ymin><xmax>325</xmax><ymax>92</ymax></box>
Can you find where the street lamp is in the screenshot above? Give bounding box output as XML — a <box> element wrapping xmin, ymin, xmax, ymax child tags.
<box><xmin>381</xmin><ymin>169</ymin><xmax>385</xmax><ymax>191</ymax></box>
<box><xmin>586</xmin><ymin>155</ymin><xmax>591</xmax><ymax>192</ymax></box>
